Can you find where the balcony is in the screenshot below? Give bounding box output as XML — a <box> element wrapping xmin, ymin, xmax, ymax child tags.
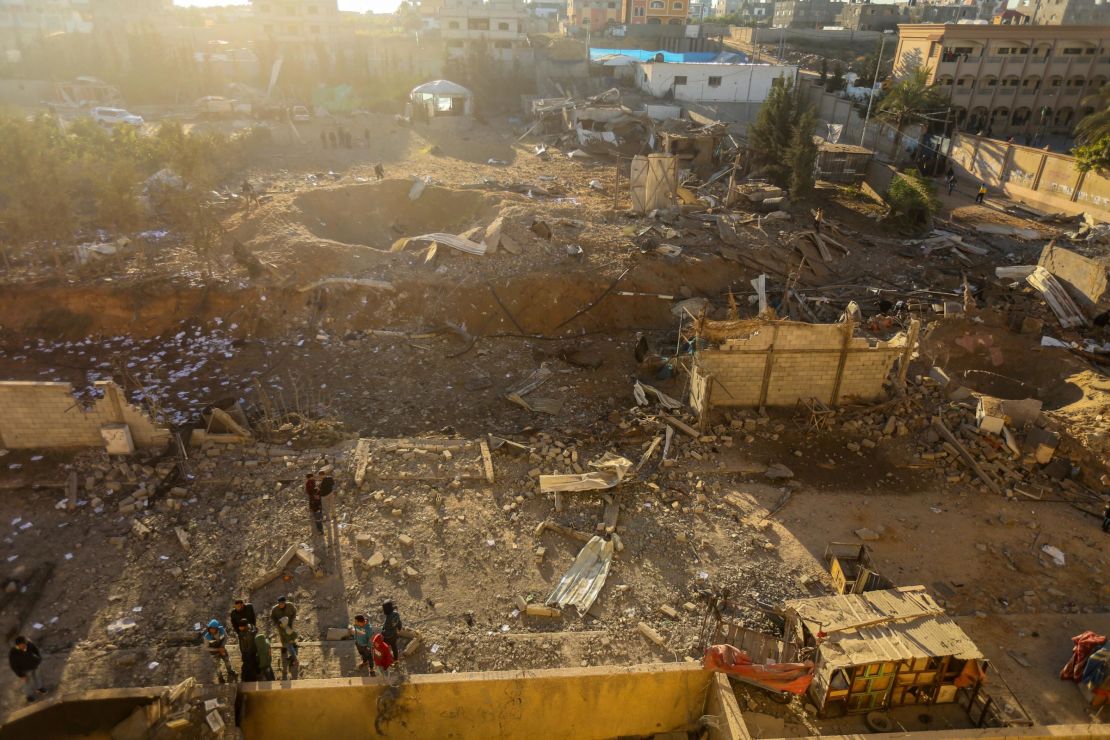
<box><xmin>1018</xmin><ymin>89</ymin><xmax>1036</xmax><ymax>97</ymax></box>
<box><xmin>1027</xmin><ymin>57</ymin><xmax>1046</xmax><ymax>65</ymax></box>
<box><xmin>1060</xmin><ymin>87</ymin><xmax>1082</xmax><ymax>97</ymax></box>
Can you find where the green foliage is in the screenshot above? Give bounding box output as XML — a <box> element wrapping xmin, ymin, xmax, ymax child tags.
<box><xmin>1073</xmin><ymin>136</ymin><xmax>1110</xmax><ymax>175</ymax></box>
<box><xmin>876</xmin><ymin>66</ymin><xmax>947</xmax><ymax>157</ymax></box>
<box><xmin>887</xmin><ymin>168</ymin><xmax>940</xmax><ymax>228</ymax></box>
<box><xmin>788</xmin><ymin>110</ymin><xmax>819</xmax><ymax>197</ymax></box>
<box><xmin>1075</xmin><ymin>86</ymin><xmax>1110</xmax><ymax>147</ymax></box>
<box><xmin>0</xmin><ymin>113</ymin><xmax>243</xmax><ymax>255</ymax></box>
<box><xmin>819</xmin><ymin>58</ymin><xmax>828</xmax><ymax>84</ymax></box>
<box><xmin>748</xmin><ymin>77</ymin><xmax>799</xmax><ymax>187</ymax></box>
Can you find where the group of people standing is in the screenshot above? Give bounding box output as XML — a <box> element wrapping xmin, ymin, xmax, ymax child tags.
<box><xmin>203</xmin><ymin>597</ymin><xmax>299</xmax><ymax>683</ymax></box>
<box><xmin>202</xmin><ymin>597</ymin><xmax>408</xmax><ymax>681</ymax></box>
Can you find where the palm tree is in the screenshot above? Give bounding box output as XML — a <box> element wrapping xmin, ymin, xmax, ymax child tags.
<box><xmin>1075</xmin><ymin>85</ymin><xmax>1110</xmax><ymax>145</ymax></box>
<box><xmin>876</xmin><ymin>67</ymin><xmax>948</xmax><ymax>162</ymax></box>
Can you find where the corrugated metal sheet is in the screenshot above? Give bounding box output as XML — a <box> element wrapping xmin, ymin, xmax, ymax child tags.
<box><xmin>546</xmin><ymin>536</ymin><xmax>614</xmax><ymax>616</ymax></box>
<box><xmin>785</xmin><ymin>586</ymin><xmax>983</xmax><ymax>670</ymax></box>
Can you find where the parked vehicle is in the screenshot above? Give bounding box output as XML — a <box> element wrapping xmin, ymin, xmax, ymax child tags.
<box><xmin>290</xmin><ymin>105</ymin><xmax>311</xmax><ymax>122</ymax></box>
<box><xmin>92</xmin><ymin>107</ymin><xmax>144</xmax><ymax>127</ymax></box>
<box><xmin>196</xmin><ymin>96</ymin><xmax>234</xmax><ymax>118</ymax></box>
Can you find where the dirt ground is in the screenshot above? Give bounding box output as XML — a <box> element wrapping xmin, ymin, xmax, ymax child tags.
<box><xmin>0</xmin><ymin>112</ymin><xmax>1107</xmax><ymax>733</ymax></box>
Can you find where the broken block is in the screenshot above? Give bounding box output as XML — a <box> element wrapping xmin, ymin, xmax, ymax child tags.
<box><xmin>637</xmin><ymin>622</ymin><xmax>667</xmax><ymax>647</ymax></box>
<box><xmin>365</xmin><ymin>552</ymin><xmax>385</xmax><ymax>568</ymax></box>
<box><xmin>397</xmin><ymin>534</ymin><xmax>414</xmax><ymax>547</ymax></box>
<box><xmin>659</xmin><ymin>605</ymin><xmax>679</xmax><ymax>619</ymax></box>
<box><xmin>525</xmin><ymin>604</ymin><xmax>562</xmax><ymax>618</ymax></box>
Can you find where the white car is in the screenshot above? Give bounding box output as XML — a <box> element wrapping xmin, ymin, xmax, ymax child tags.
<box><xmin>290</xmin><ymin>105</ymin><xmax>311</xmax><ymax>122</ymax></box>
<box><xmin>92</xmin><ymin>107</ymin><xmax>144</xmax><ymax>128</ymax></box>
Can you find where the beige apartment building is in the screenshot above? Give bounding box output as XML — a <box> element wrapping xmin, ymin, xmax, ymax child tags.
<box><xmin>895</xmin><ymin>23</ymin><xmax>1110</xmax><ymax>139</ymax></box>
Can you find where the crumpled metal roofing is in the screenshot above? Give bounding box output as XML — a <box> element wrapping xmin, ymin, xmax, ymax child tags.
<box><xmin>785</xmin><ymin>586</ymin><xmax>984</xmax><ymax>669</ymax></box>
<box><xmin>546</xmin><ymin>536</ymin><xmax>614</xmax><ymax>616</ymax></box>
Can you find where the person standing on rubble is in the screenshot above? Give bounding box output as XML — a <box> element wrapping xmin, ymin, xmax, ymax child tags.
<box><xmin>374</xmin><ymin>162</ymin><xmax>385</xmax><ymax>180</ymax></box>
<box><xmin>350</xmin><ymin>614</ymin><xmax>375</xmax><ymax>675</ymax></box>
<box><xmin>372</xmin><ymin>633</ymin><xmax>395</xmax><ymax>676</ymax></box>
<box><xmin>229</xmin><ymin>599</ymin><xmax>257</xmax><ymax>632</ymax></box>
<box><xmin>241</xmin><ymin>180</ymin><xmax>255</xmax><ymax>212</ymax></box>
<box><xmin>271</xmin><ymin>596</ymin><xmax>297</xmax><ymax>631</ymax></box>
<box><xmin>9</xmin><ymin>636</ymin><xmax>47</xmax><ymax>703</ymax></box>
<box><xmin>380</xmin><ymin>600</ymin><xmax>403</xmax><ymax>661</ymax></box>
<box><xmin>946</xmin><ymin>173</ymin><xmax>957</xmax><ymax>196</ymax></box>
<box><xmin>254</xmin><ymin>629</ymin><xmax>276</xmax><ymax>681</ymax></box>
<box><xmin>975</xmin><ymin>182</ymin><xmax>987</xmax><ymax>204</ymax></box>
<box><xmin>812</xmin><ymin>208</ymin><xmax>823</xmax><ymax>235</ymax></box>
<box><xmin>236</xmin><ymin>623</ymin><xmax>260</xmax><ymax>682</ymax></box>
<box><xmin>202</xmin><ymin>620</ymin><xmax>237</xmax><ymax>682</ymax></box>
<box><xmin>305</xmin><ymin>472</ymin><xmax>323</xmax><ymax>535</ymax></box>
<box><xmin>276</xmin><ymin>616</ymin><xmax>300</xmax><ymax>675</ymax></box>
<box><xmin>318</xmin><ymin>467</ymin><xmax>336</xmax><ymax>535</ymax></box>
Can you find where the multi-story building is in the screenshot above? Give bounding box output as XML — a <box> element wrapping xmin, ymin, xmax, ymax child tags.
<box><xmin>439</xmin><ymin>0</ymin><xmax>532</xmax><ymax>64</ymax></box>
<box><xmin>993</xmin><ymin>8</ymin><xmax>1032</xmax><ymax>24</ymax></box>
<box><xmin>713</xmin><ymin>0</ymin><xmax>773</xmax><ymax>21</ymax></box>
<box><xmin>836</xmin><ymin>2</ymin><xmax>907</xmax><ymax>31</ymax></box>
<box><xmin>771</xmin><ymin>0</ymin><xmax>843</xmax><ymax>28</ymax></box>
<box><xmin>895</xmin><ymin>23</ymin><xmax>1110</xmax><ymax>137</ymax></box>
<box><xmin>910</xmin><ymin>1</ymin><xmax>986</xmax><ymax>24</ymax></box>
<box><xmin>623</xmin><ymin>0</ymin><xmax>689</xmax><ymax>24</ymax></box>
<box><xmin>0</xmin><ymin>0</ymin><xmax>92</xmax><ymax>58</ymax></box>
<box><xmin>250</xmin><ymin>0</ymin><xmax>352</xmax><ymax>66</ymax></box>
<box><xmin>1017</xmin><ymin>0</ymin><xmax>1110</xmax><ymax>25</ymax></box>
<box><xmin>567</xmin><ymin>0</ymin><xmax>623</xmax><ymax>29</ymax></box>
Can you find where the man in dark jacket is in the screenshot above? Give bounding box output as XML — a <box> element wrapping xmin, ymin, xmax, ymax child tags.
<box><xmin>271</xmin><ymin>596</ymin><xmax>297</xmax><ymax>630</ymax></box>
<box><xmin>9</xmin><ymin>636</ymin><xmax>46</xmax><ymax>702</ymax></box>
<box><xmin>229</xmin><ymin>599</ymin><xmax>257</xmax><ymax>632</ymax></box>
<box><xmin>305</xmin><ymin>473</ymin><xmax>322</xmax><ymax>534</ymax></box>
<box><xmin>381</xmin><ymin>600</ymin><xmax>403</xmax><ymax>660</ymax></box>
<box><xmin>236</xmin><ymin>623</ymin><xmax>260</xmax><ymax>682</ymax></box>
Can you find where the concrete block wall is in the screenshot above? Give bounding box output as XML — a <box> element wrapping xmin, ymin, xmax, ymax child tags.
<box><xmin>765</xmin><ymin>352</ymin><xmax>841</xmax><ymax>406</ymax></box>
<box><xmin>837</xmin><ymin>351</ymin><xmax>901</xmax><ymax>403</ymax></box>
<box><xmin>690</xmin><ymin>321</ymin><xmax>905</xmax><ymax>412</ymax></box>
<box><xmin>0</xmin><ymin>380</ymin><xmax>170</xmax><ymax>450</ymax></box>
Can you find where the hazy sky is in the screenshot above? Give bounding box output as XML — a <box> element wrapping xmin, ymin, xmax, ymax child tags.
<box><xmin>173</xmin><ymin>0</ymin><xmax>403</xmax><ymax>14</ymax></box>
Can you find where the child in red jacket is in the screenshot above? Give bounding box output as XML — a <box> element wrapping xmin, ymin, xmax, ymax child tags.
<box><xmin>372</xmin><ymin>632</ymin><xmax>394</xmax><ymax>675</ymax></box>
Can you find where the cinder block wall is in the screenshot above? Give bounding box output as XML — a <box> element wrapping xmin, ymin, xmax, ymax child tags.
<box><xmin>0</xmin><ymin>381</ymin><xmax>169</xmax><ymax>450</ymax></box>
<box><xmin>691</xmin><ymin>322</ymin><xmax>903</xmax><ymax>411</ymax></box>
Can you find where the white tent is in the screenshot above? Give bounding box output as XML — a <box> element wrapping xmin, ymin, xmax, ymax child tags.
<box><xmin>410</xmin><ymin>79</ymin><xmax>473</xmax><ymax>118</ymax></box>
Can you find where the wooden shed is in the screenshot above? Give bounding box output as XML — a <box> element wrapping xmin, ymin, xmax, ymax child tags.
<box><xmin>783</xmin><ymin>586</ymin><xmax>987</xmax><ymax>718</ymax></box>
<box><xmin>815</xmin><ymin>141</ymin><xmax>873</xmax><ymax>183</ymax></box>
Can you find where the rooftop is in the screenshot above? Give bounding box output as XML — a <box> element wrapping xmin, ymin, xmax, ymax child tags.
<box><xmin>785</xmin><ymin>586</ymin><xmax>985</xmax><ymax>669</ymax></box>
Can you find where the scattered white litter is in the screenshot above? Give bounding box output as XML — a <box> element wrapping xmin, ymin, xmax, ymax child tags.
<box><xmin>64</xmin><ymin>553</ymin><xmax>74</xmax><ymax>560</ymax></box>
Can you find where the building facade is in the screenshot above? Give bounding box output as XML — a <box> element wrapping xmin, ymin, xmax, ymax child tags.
<box><xmin>836</xmin><ymin>2</ymin><xmax>907</xmax><ymax>31</ymax></box>
<box><xmin>713</xmin><ymin>0</ymin><xmax>774</xmax><ymax>19</ymax></box>
<box><xmin>771</xmin><ymin>0</ymin><xmax>843</xmax><ymax>28</ymax></box>
<box><xmin>895</xmin><ymin>23</ymin><xmax>1110</xmax><ymax>137</ymax></box>
<box><xmin>1018</xmin><ymin>0</ymin><xmax>1110</xmax><ymax>25</ymax></box>
<box><xmin>637</xmin><ymin>60</ymin><xmax>797</xmax><ymax>100</ymax></box>
<box><xmin>250</xmin><ymin>0</ymin><xmax>352</xmax><ymax>67</ymax></box>
<box><xmin>440</xmin><ymin>0</ymin><xmax>532</xmax><ymax>63</ymax></box>
<box><xmin>567</xmin><ymin>0</ymin><xmax>623</xmax><ymax>28</ymax></box>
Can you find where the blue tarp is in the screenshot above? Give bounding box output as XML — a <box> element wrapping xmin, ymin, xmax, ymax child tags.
<box><xmin>589</xmin><ymin>48</ymin><xmax>748</xmax><ymax>64</ymax></box>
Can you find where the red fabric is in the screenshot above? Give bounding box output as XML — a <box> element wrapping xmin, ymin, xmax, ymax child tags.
<box><xmin>1060</xmin><ymin>631</ymin><xmax>1107</xmax><ymax>682</ymax></box>
<box><xmin>702</xmin><ymin>644</ymin><xmax>814</xmax><ymax>695</ymax></box>
<box><xmin>372</xmin><ymin>634</ymin><xmax>394</xmax><ymax>670</ymax></box>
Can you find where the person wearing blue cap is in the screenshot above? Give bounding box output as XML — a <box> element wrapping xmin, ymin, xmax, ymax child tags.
<box><xmin>202</xmin><ymin>619</ymin><xmax>237</xmax><ymax>682</ymax></box>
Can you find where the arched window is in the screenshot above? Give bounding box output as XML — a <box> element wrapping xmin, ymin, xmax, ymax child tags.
<box><xmin>650</xmin><ymin>1</ymin><xmax>664</xmax><ymax>8</ymax></box>
<box><xmin>672</xmin><ymin>1</ymin><xmax>683</xmax><ymax>8</ymax></box>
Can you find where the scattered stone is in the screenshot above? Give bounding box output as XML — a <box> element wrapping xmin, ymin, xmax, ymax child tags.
<box><xmin>764</xmin><ymin>463</ymin><xmax>794</xmax><ymax>480</ymax></box>
<box><xmin>854</xmin><ymin>527</ymin><xmax>880</xmax><ymax>542</ymax></box>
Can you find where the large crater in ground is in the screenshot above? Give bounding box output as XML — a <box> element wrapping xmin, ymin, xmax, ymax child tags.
<box><xmin>294</xmin><ymin>179</ymin><xmax>498</xmax><ymax>249</ymax></box>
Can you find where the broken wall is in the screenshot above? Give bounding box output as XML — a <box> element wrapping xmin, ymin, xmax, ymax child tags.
<box><xmin>0</xmin><ymin>381</ymin><xmax>170</xmax><ymax>450</ymax></box>
<box><xmin>690</xmin><ymin>321</ymin><xmax>904</xmax><ymax>412</ymax></box>
<box><xmin>1038</xmin><ymin>242</ymin><xmax>1110</xmax><ymax>314</ymax></box>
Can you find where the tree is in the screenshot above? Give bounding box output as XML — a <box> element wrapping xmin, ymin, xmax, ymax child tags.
<box><xmin>876</xmin><ymin>66</ymin><xmax>947</xmax><ymax>162</ymax></box>
<box><xmin>1074</xmin><ymin>137</ymin><xmax>1110</xmax><ymax>175</ymax></box>
<box><xmin>748</xmin><ymin>77</ymin><xmax>799</xmax><ymax>186</ymax></box>
<box><xmin>887</xmin><ymin>168</ymin><xmax>939</xmax><ymax>230</ymax></box>
<box><xmin>1073</xmin><ymin>85</ymin><xmax>1110</xmax><ymax>173</ymax></box>
<box><xmin>819</xmin><ymin>58</ymin><xmax>828</xmax><ymax>85</ymax></box>
<box><xmin>788</xmin><ymin>110</ymin><xmax>819</xmax><ymax>196</ymax></box>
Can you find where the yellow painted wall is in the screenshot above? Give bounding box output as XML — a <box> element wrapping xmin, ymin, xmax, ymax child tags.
<box><xmin>240</xmin><ymin>663</ymin><xmax>717</xmax><ymax>740</ymax></box>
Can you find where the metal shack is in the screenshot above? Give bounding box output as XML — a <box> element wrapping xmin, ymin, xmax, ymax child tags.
<box><xmin>783</xmin><ymin>586</ymin><xmax>987</xmax><ymax>718</ymax></box>
<box><xmin>815</xmin><ymin>141</ymin><xmax>873</xmax><ymax>183</ymax></box>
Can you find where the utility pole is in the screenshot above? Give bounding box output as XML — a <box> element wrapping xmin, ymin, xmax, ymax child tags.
<box><xmin>933</xmin><ymin>106</ymin><xmax>952</xmax><ymax>176</ymax></box>
<box><xmin>859</xmin><ymin>29</ymin><xmax>892</xmax><ymax>147</ymax></box>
